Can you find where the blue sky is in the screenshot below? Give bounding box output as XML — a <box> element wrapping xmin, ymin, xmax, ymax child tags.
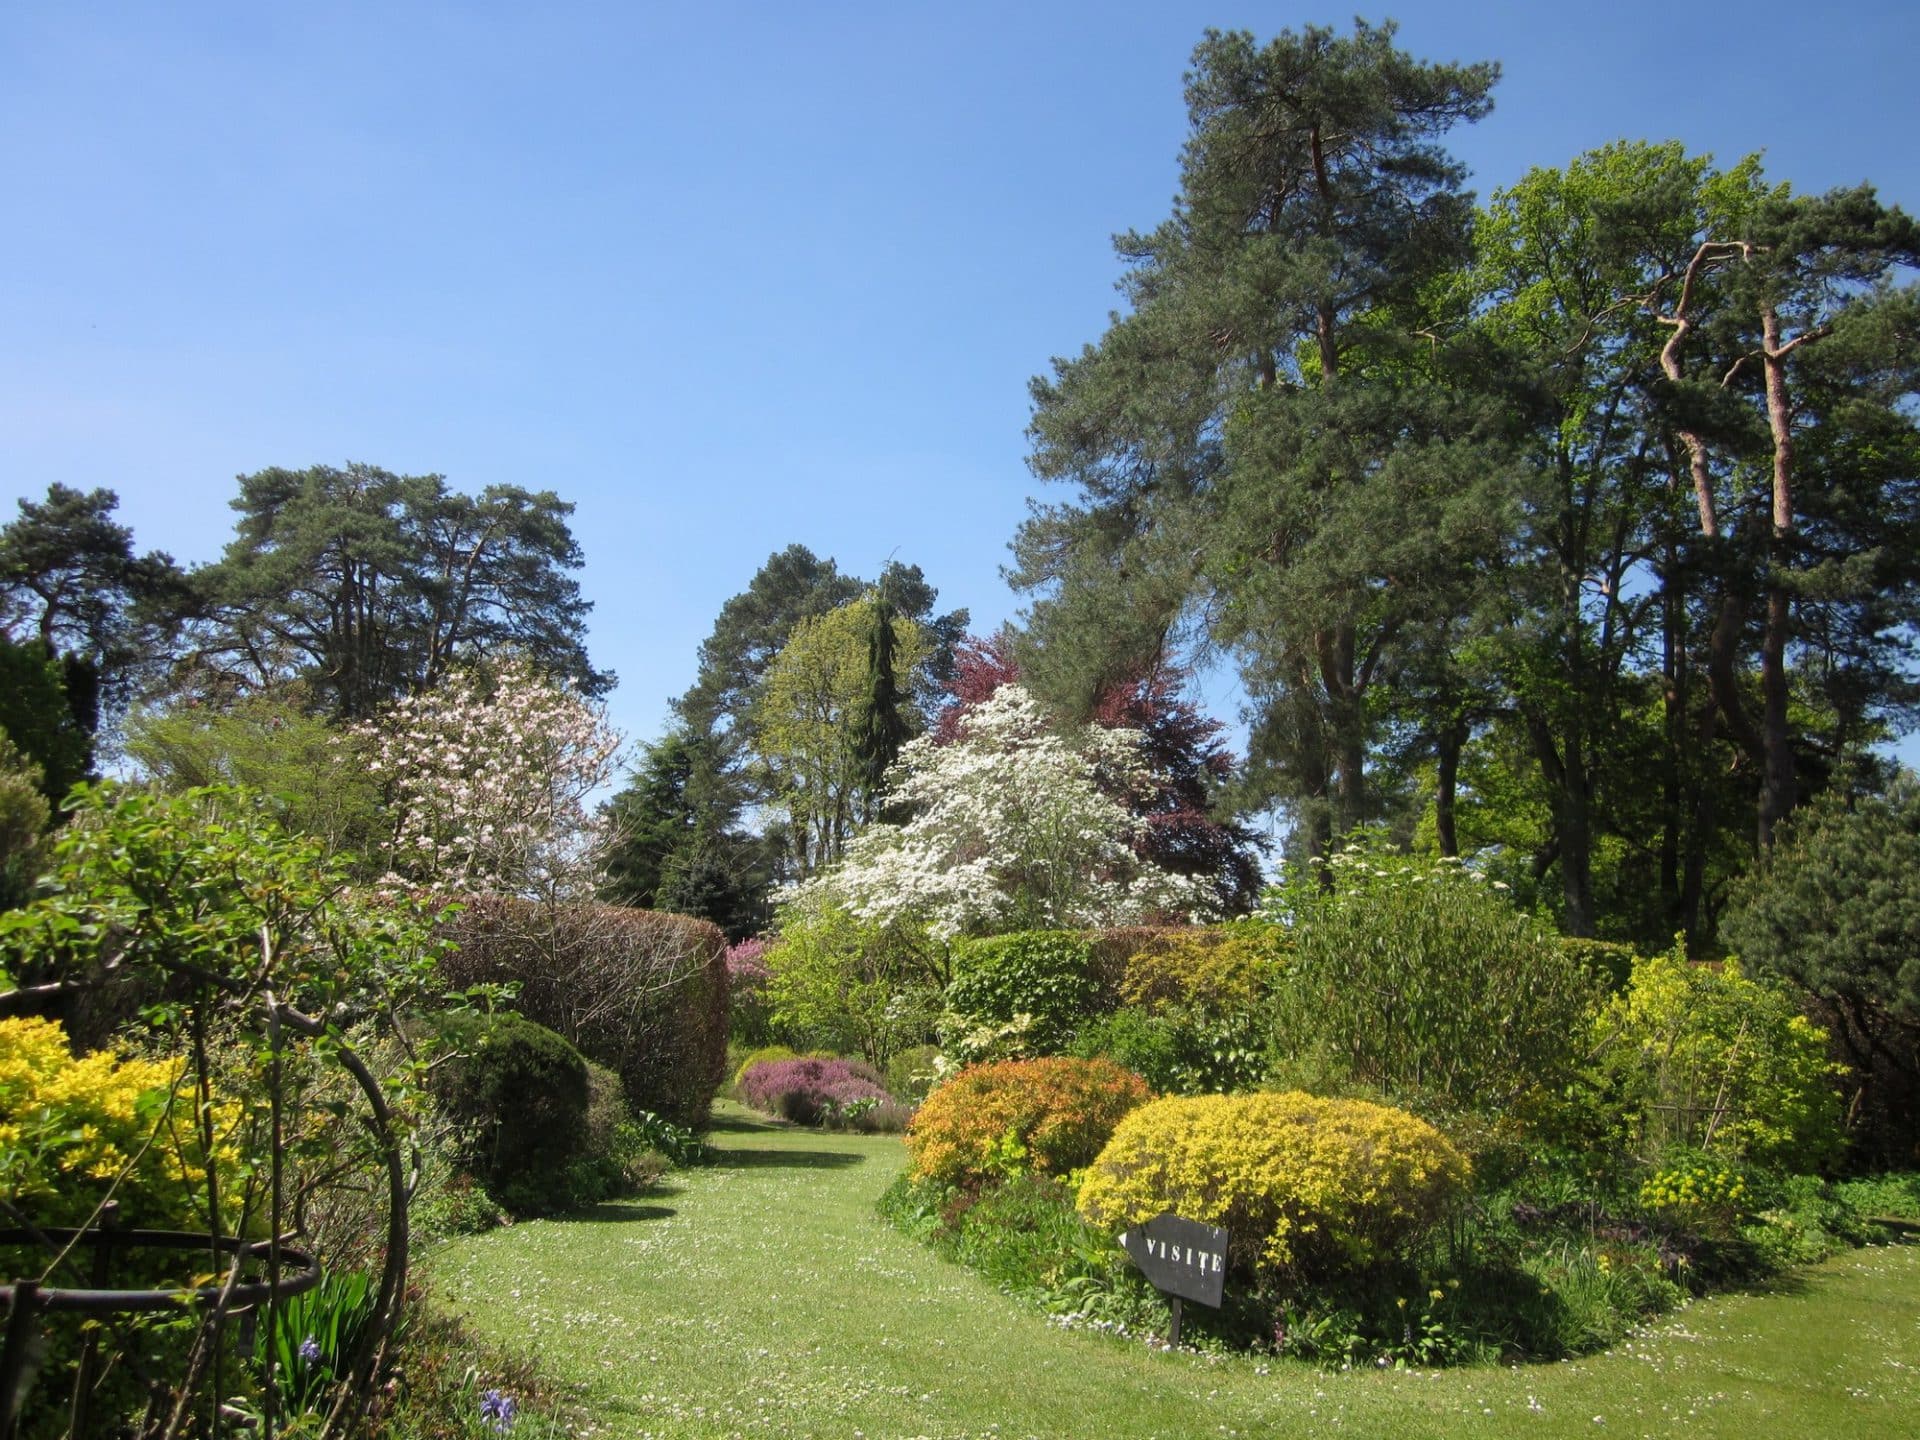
<box><xmin>3</xmin><ymin>1</ymin><xmax>1917</xmax><ymax>761</ymax></box>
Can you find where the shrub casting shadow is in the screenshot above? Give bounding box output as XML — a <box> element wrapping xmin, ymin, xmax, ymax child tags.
<box><xmin>706</xmin><ymin>1147</ymin><xmax>866</xmax><ymax>1171</ymax></box>
<box><xmin>570</xmin><ymin>1202</ymin><xmax>679</xmax><ymax>1223</ymax></box>
<box><xmin>707</xmin><ymin>1111</ymin><xmax>785</xmax><ymax>1135</ymax></box>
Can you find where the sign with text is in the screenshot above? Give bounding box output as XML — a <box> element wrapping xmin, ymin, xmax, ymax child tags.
<box><xmin>1117</xmin><ymin>1213</ymin><xmax>1229</xmax><ymax>1309</ymax></box>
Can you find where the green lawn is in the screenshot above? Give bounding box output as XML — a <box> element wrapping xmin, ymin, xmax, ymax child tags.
<box><xmin>429</xmin><ymin>1103</ymin><xmax>1920</xmax><ymax>1439</ymax></box>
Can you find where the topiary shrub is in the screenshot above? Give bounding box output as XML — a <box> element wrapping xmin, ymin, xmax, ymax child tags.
<box><xmin>737</xmin><ymin>1055</ymin><xmax>891</xmax><ymax>1127</ymax></box>
<box><xmin>439</xmin><ymin>897</ymin><xmax>728</xmax><ymax>1128</ymax></box>
<box><xmin>427</xmin><ymin>1010</ymin><xmax>595</xmax><ymax>1217</ymax></box>
<box><xmin>944</xmin><ymin>930</ymin><xmax>1100</xmax><ymax>1055</ymax></box>
<box><xmin>906</xmin><ymin>1056</ymin><xmax>1152</xmax><ymax>1193</ymax></box>
<box><xmin>1076</xmin><ymin>1091</ymin><xmax>1470</xmax><ymax>1282</ymax></box>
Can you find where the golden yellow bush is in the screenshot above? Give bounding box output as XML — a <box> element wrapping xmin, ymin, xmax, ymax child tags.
<box><xmin>0</xmin><ymin>1015</ymin><xmax>245</xmax><ymax>1230</ymax></box>
<box><xmin>1117</xmin><ymin>925</ymin><xmax>1285</xmax><ymax>1012</ymax></box>
<box><xmin>1076</xmin><ymin>1091</ymin><xmax>1470</xmax><ymax>1278</ymax></box>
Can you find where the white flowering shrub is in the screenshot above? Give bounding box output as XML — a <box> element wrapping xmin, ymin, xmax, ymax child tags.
<box><xmin>794</xmin><ymin>685</ymin><xmax>1205</xmax><ymax>939</ymax></box>
<box><xmin>355</xmin><ymin>659</ymin><xmax>622</xmax><ymax>898</ymax></box>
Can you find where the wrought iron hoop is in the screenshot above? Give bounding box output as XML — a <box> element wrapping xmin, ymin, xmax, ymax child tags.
<box><xmin>0</xmin><ymin>1227</ymin><xmax>322</xmax><ymax>1315</ymax></box>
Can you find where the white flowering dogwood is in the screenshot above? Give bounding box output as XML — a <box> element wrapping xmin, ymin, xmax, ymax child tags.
<box><xmin>793</xmin><ymin>685</ymin><xmax>1206</xmax><ymax>938</ymax></box>
<box><xmin>354</xmin><ymin>658</ymin><xmax>622</xmax><ymax>899</ymax></box>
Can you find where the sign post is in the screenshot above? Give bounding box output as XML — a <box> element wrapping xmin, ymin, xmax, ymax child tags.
<box><xmin>1117</xmin><ymin>1213</ymin><xmax>1229</xmax><ymax>1347</ymax></box>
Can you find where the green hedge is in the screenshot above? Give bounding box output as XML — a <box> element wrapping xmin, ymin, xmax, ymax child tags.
<box><xmin>439</xmin><ymin>898</ymin><xmax>729</xmax><ymax>1127</ymax></box>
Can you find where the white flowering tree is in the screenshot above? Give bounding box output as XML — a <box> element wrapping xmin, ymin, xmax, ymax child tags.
<box><xmin>794</xmin><ymin>685</ymin><xmax>1206</xmax><ymax>938</ymax></box>
<box><xmin>354</xmin><ymin>658</ymin><xmax>623</xmax><ymax>899</ymax></box>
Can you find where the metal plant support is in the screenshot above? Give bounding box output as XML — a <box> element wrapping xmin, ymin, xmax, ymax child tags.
<box><xmin>0</xmin><ymin>997</ymin><xmax>414</xmax><ymax>1440</ymax></box>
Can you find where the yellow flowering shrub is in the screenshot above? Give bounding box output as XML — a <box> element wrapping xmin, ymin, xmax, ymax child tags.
<box><xmin>1076</xmin><ymin>1091</ymin><xmax>1470</xmax><ymax>1279</ymax></box>
<box><xmin>1639</xmin><ymin>1160</ymin><xmax>1748</xmax><ymax>1237</ymax></box>
<box><xmin>0</xmin><ymin>1015</ymin><xmax>246</xmax><ymax>1231</ymax></box>
<box><xmin>1589</xmin><ymin>942</ymin><xmax>1844</xmax><ymax>1170</ymax></box>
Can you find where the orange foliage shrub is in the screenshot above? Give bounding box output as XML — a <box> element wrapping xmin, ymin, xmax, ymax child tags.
<box><xmin>906</xmin><ymin>1056</ymin><xmax>1152</xmax><ymax>1192</ymax></box>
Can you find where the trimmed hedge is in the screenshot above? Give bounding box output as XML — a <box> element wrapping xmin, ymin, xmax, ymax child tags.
<box><xmin>1076</xmin><ymin>1091</ymin><xmax>1471</xmax><ymax>1280</ymax></box>
<box><xmin>906</xmin><ymin>1056</ymin><xmax>1152</xmax><ymax>1193</ymax></box>
<box><xmin>1117</xmin><ymin>922</ymin><xmax>1285</xmax><ymax>1013</ymax></box>
<box><xmin>1085</xmin><ymin>926</ymin><xmax>1208</xmax><ymax>1004</ymax></box>
<box><xmin>439</xmin><ymin>897</ymin><xmax>729</xmax><ymax>1128</ymax></box>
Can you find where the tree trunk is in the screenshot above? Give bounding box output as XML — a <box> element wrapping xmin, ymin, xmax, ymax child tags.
<box><xmin>1434</xmin><ymin>720</ymin><xmax>1465</xmax><ymax>859</ymax></box>
<box><xmin>1757</xmin><ymin>305</ymin><xmax>1799</xmax><ymax>848</ymax></box>
<box><xmin>1528</xmin><ymin>712</ymin><xmax>1596</xmax><ymax>937</ymax></box>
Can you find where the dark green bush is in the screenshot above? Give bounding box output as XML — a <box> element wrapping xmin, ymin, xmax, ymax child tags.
<box><xmin>429</xmin><ymin>1010</ymin><xmax>595</xmax><ymax>1217</ymax></box>
<box><xmin>1722</xmin><ymin>782</ymin><xmax>1920</xmax><ymax>1168</ymax></box>
<box><xmin>1560</xmin><ymin>937</ymin><xmax>1638</xmax><ymax>994</ymax></box>
<box><xmin>439</xmin><ymin>897</ymin><xmax>729</xmax><ymax>1127</ymax></box>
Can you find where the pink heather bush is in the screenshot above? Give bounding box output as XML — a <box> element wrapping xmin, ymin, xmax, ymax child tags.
<box><xmin>738</xmin><ymin>1056</ymin><xmax>892</xmax><ymax>1128</ymax></box>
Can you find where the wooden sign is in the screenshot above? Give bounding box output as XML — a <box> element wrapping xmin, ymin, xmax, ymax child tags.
<box><xmin>1117</xmin><ymin>1213</ymin><xmax>1228</xmax><ymax>1343</ymax></box>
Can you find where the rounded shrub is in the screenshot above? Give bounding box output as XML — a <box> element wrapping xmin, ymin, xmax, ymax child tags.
<box><xmin>733</xmin><ymin>1044</ymin><xmax>801</xmax><ymax>1091</ymax></box>
<box><xmin>1269</xmin><ymin>854</ymin><xmax>1600</xmax><ymax>1111</ymax></box>
<box><xmin>428</xmin><ymin>1010</ymin><xmax>594</xmax><ymax>1217</ymax></box>
<box><xmin>438</xmin><ymin>898</ymin><xmax>729</xmax><ymax>1128</ymax></box>
<box><xmin>906</xmin><ymin>1056</ymin><xmax>1152</xmax><ymax>1192</ymax></box>
<box><xmin>1076</xmin><ymin>1091</ymin><xmax>1471</xmax><ymax>1280</ymax></box>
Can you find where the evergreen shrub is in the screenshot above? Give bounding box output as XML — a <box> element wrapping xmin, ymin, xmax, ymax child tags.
<box><xmin>945</xmin><ymin>930</ymin><xmax>1100</xmax><ymax>1054</ymax></box>
<box><xmin>439</xmin><ymin>897</ymin><xmax>729</xmax><ymax>1127</ymax></box>
<box><xmin>1076</xmin><ymin>1091</ymin><xmax>1470</xmax><ymax>1280</ymax></box>
<box><xmin>906</xmin><ymin>1056</ymin><xmax>1152</xmax><ymax>1192</ymax></box>
<box><xmin>428</xmin><ymin>1010</ymin><xmax>595</xmax><ymax>1217</ymax></box>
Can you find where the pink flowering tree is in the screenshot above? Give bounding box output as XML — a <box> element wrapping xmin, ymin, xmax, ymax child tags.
<box><xmin>354</xmin><ymin>658</ymin><xmax>623</xmax><ymax>899</ymax></box>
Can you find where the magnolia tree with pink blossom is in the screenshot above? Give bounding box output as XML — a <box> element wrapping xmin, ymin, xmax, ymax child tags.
<box><xmin>354</xmin><ymin>658</ymin><xmax>623</xmax><ymax>899</ymax></box>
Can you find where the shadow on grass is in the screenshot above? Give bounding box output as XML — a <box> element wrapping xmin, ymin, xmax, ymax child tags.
<box><xmin>706</xmin><ymin>1147</ymin><xmax>867</xmax><ymax>1171</ymax></box>
<box><xmin>568</xmin><ymin>1201</ymin><xmax>678</xmax><ymax>1223</ymax></box>
<box><xmin>707</xmin><ymin>1111</ymin><xmax>786</xmax><ymax>1136</ymax></box>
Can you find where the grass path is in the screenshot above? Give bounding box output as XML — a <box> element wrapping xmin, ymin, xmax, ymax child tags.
<box><xmin>430</xmin><ymin>1103</ymin><xmax>1920</xmax><ymax>1439</ymax></box>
